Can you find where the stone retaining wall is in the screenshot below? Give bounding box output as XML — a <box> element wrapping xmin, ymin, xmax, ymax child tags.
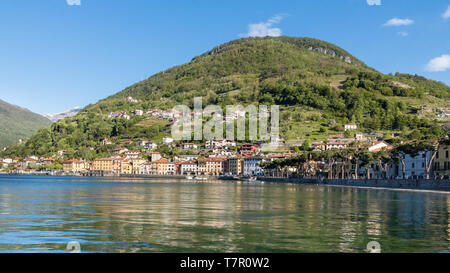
<box><xmin>258</xmin><ymin>178</ymin><xmax>450</xmax><ymax>191</ymax></box>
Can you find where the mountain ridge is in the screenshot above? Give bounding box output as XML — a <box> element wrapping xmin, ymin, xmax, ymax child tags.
<box><xmin>43</xmin><ymin>107</ymin><xmax>82</xmax><ymax>123</ymax></box>
<box><xmin>2</xmin><ymin>36</ymin><xmax>449</xmax><ymax>159</ymax></box>
<box><xmin>0</xmin><ymin>99</ymin><xmax>52</xmax><ymax>150</ymax></box>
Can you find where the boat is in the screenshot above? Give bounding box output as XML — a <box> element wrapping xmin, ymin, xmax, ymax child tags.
<box><xmin>194</xmin><ymin>176</ymin><xmax>208</xmax><ymax>181</ymax></box>
<box><xmin>186</xmin><ymin>175</ymin><xmax>194</xmax><ymax>180</ymax></box>
<box><xmin>244</xmin><ymin>177</ymin><xmax>258</xmax><ymax>182</ymax></box>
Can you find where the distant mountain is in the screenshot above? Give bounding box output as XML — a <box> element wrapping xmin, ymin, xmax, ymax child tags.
<box><xmin>0</xmin><ymin>99</ymin><xmax>52</xmax><ymax>149</ymax></box>
<box><xmin>43</xmin><ymin>107</ymin><xmax>81</xmax><ymax>122</ymax></box>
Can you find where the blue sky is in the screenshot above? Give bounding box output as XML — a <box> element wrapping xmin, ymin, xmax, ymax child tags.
<box><xmin>0</xmin><ymin>0</ymin><xmax>449</xmax><ymax>114</ymax></box>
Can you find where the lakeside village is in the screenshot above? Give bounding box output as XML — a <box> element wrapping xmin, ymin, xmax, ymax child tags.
<box><xmin>1</xmin><ymin>130</ymin><xmax>449</xmax><ymax>181</ymax></box>
<box><xmin>1</xmin><ymin>97</ymin><xmax>449</xmax><ymax>180</ymax></box>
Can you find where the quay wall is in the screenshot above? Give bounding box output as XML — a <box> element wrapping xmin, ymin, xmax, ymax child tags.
<box><xmin>258</xmin><ymin>177</ymin><xmax>450</xmax><ymax>191</ymax></box>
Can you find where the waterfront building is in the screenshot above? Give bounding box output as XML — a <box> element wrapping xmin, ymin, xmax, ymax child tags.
<box><xmin>63</xmin><ymin>159</ymin><xmax>88</xmax><ymax>173</ymax></box>
<box><xmin>92</xmin><ymin>158</ymin><xmax>114</xmax><ymax>172</ymax></box>
<box><xmin>150</xmin><ymin>159</ymin><xmax>169</xmax><ymax>175</ymax></box>
<box><xmin>121</xmin><ymin>158</ymin><xmax>133</xmax><ymax>174</ymax></box>
<box><xmin>139</xmin><ymin>162</ymin><xmax>152</xmax><ymax>175</ymax></box>
<box><xmin>167</xmin><ymin>161</ymin><xmax>176</xmax><ymax>175</ymax></box>
<box><xmin>243</xmin><ymin>157</ymin><xmax>265</xmax><ymax>176</ymax></box>
<box><xmin>227</xmin><ymin>157</ymin><xmax>243</xmax><ymax>175</ymax></box>
<box><xmin>395</xmin><ymin>151</ymin><xmax>433</xmax><ymax>179</ymax></box>
<box><xmin>197</xmin><ymin>158</ymin><xmax>225</xmax><ymax>175</ymax></box>
<box><xmin>434</xmin><ymin>145</ymin><xmax>450</xmax><ymax>176</ymax></box>
<box><xmin>179</xmin><ymin>161</ymin><xmax>198</xmax><ymax>175</ymax></box>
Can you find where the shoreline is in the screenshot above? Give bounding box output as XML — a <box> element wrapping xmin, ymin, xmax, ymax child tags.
<box><xmin>1</xmin><ymin>173</ymin><xmax>449</xmax><ymax>192</ymax></box>
<box><xmin>257</xmin><ymin>177</ymin><xmax>450</xmax><ymax>192</ymax></box>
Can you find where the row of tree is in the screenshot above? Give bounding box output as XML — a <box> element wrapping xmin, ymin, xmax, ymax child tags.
<box><xmin>261</xmin><ymin>138</ymin><xmax>449</xmax><ymax>180</ymax></box>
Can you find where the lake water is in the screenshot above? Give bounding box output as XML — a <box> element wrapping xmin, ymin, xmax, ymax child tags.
<box><xmin>0</xmin><ymin>175</ymin><xmax>448</xmax><ymax>253</ymax></box>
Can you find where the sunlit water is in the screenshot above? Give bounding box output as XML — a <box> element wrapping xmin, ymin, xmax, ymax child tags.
<box><xmin>0</xmin><ymin>175</ymin><xmax>448</xmax><ymax>253</ymax></box>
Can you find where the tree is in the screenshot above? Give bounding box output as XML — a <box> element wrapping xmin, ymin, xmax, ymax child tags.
<box><xmin>373</xmin><ymin>149</ymin><xmax>392</xmax><ymax>179</ymax></box>
<box><xmin>301</xmin><ymin>139</ymin><xmax>312</xmax><ymax>151</ymax></box>
<box><xmin>359</xmin><ymin>151</ymin><xmax>374</xmax><ymax>179</ymax></box>
<box><xmin>392</xmin><ymin>143</ymin><xmax>420</xmax><ymax>179</ymax></box>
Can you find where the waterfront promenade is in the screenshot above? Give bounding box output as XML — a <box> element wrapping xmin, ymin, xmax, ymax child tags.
<box><xmin>1</xmin><ymin>172</ymin><xmax>449</xmax><ymax>192</ymax></box>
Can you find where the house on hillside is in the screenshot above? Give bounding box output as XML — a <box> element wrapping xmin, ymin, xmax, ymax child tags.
<box><xmin>367</xmin><ymin>141</ymin><xmax>393</xmax><ymax>153</ymax></box>
<box><xmin>344</xmin><ymin>124</ymin><xmax>357</xmax><ymax>131</ymax></box>
<box><xmin>325</xmin><ymin>142</ymin><xmax>347</xmax><ymax>150</ymax></box>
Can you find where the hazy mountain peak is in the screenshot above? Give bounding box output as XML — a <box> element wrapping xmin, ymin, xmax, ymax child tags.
<box><xmin>43</xmin><ymin>107</ymin><xmax>81</xmax><ymax>122</ymax></box>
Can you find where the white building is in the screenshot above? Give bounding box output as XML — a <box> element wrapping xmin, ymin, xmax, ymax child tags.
<box><xmin>176</xmin><ymin>155</ymin><xmax>198</xmax><ymax>162</ymax></box>
<box><xmin>368</xmin><ymin>141</ymin><xmax>393</xmax><ymax>152</ymax></box>
<box><xmin>167</xmin><ymin>162</ymin><xmax>175</xmax><ymax>175</ymax></box>
<box><xmin>325</xmin><ymin>142</ymin><xmax>347</xmax><ymax>150</ymax></box>
<box><xmin>126</xmin><ymin>96</ymin><xmax>139</xmax><ymax>103</ymax></box>
<box><xmin>179</xmin><ymin>161</ymin><xmax>198</xmax><ymax>175</ymax></box>
<box><xmin>113</xmin><ymin>147</ymin><xmax>128</xmax><ymax>154</ymax></box>
<box><xmin>243</xmin><ymin>157</ymin><xmax>266</xmax><ymax>176</ymax></box>
<box><xmin>181</xmin><ymin>143</ymin><xmax>199</xmax><ymax>150</ymax></box>
<box><xmin>144</xmin><ymin>142</ymin><xmax>158</xmax><ymax>150</ymax></box>
<box><xmin>137</xmin><ymin>140</ymin><xmax>157</xmax><ymax>150</ymax></box>
<box><xmin>124</xmin><ymin>150</ymin><xmax>141</xmax><ymax>159</ymax></box>
<box><xmin>395</xmin><ymin>151</ymin><xmax>433</xmax><ymax>179</ymax></box>
<box><xmin>344</xmin><ymin>124</ymin><xmax>358</xmax><ymax>131</ymax></box>
<box><xmin>162</xmin><ymin>137</ymin><xmax>174</xmax><ymax>144</ymax></box>
<box><xmin>151</xmin><ymin>152</ymin><xmax>162</xmax><ymax>162</ymax></box>
<box><xmin>205</xmin><ymin>139</ymin><xmax>236</xmax><ymax>149</ymax></box>
<box><xmin>133</xmin><ymin>109</ymin><xmax>144</xmax><ymax>116</ymax></box>
<box><xmin>140</xmin><ymin>163</ymin><xmax>152</xmax><ymax>175</ymax></box>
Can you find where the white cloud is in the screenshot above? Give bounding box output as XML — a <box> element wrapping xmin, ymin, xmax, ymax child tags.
<box><xmin>425</xmin><ymin>54</ymin><xmax>450</xmax><ymax>72</ymax></box>
<box><xmin>443</xmin><ymin>5</ymin><xmax>450</xmax><ymax>19</ymax></box>
<box><xmin>367</xmin><ymin>0</ymin><xmax>381</xmax><ymax>6</ymax></box>
<box><xmin>397</xmin><ymin>32</ymin><xmax>408</xmax><ymax>37</ymax></box>
<box><xmin>245</xmin><ymin>15</ymin><xmax>285</xmax><ymax>37</ymax></box>
<box><xmin>66</xmin><ymin>0</ymin><xmax>81</xmax><ymax>6</ymax></box>
<box><xmin>383</xmin><ymin>18</ymin><xmax>414</xmax><ymax>27</ymax></box>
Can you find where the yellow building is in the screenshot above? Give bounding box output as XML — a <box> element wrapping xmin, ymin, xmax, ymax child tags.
<box><xmin>121</xmin><ymin>159</ymin><xmax>133</xmax><ymax>174</ymax></box>
<box><xmin>63</xmin><ymin>159</ymin><xmax>88</xmax><ymax>173</ymax></box>
<box><xmin>198</xmin><ymin>158</ymin><xmax>225</xmax><ymax>175</ymax></box>
<box><xmin>150</xmin><ymin>159</ymin><xmax>169</xmax><ymax>175</ymax></box>
<box><xmin>435</xmin><ymin>145</ymin><xmax>450</xmax><ymax>176</ymax></box>
<box><xmin>92</xmin><ymin>158</ymin><xmax>114</xmax><ymax>172</ymax></box>
<box><xmin>227</xmin><ymin>157</ymin><xmax>243</xmax><ymax>175</ymax></box>
<box><xmin>131</xmin><ymin>158</ymin><xmax>147</xmax><ymax>174</ymax></box>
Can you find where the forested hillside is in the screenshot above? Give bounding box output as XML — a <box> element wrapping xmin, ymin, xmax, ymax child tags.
<box><xmin>2</xmin><ymin>37</ymin><xmax>449</xmax><ymax>159</ymax></box>
<box><xmin>0</xmin><ymin>99</ymin><xmax>51</xmax><ymax>150</ymax></box>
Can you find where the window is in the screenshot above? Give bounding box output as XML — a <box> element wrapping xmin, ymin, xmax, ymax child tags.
<box><xmin>446</xmin><ymin>150</ymin><xmax>449</xmax><ymax>159</ymax></box>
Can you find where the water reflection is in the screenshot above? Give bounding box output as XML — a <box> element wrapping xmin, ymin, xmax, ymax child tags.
<box><xmin>0</xmin><ymin>175</ymin><xmax>448</xmax><ymax>253</ymax></box>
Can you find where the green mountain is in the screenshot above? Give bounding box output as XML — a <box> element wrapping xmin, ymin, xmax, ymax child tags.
<box><xmin>2</xmin><ymin>37</ymin><xmax>449</xmax><ymax>159</ymax></box>
<box><xmin>0</xmin><ymin>99</ymin><xmax>52</xmax><ymax>150</ymax></box>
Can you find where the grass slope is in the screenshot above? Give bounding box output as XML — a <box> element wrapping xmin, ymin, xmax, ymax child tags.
<box><xmin>0</xmin><ymin>99</ymin><xmax>52</xmax><ymax>149</ymax></box>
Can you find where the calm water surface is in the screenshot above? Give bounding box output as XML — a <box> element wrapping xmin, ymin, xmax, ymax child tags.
<box><xmin>0</xmin><ymin>175</ymin><xmax>448</xmax><ymax>253</ymax></box>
